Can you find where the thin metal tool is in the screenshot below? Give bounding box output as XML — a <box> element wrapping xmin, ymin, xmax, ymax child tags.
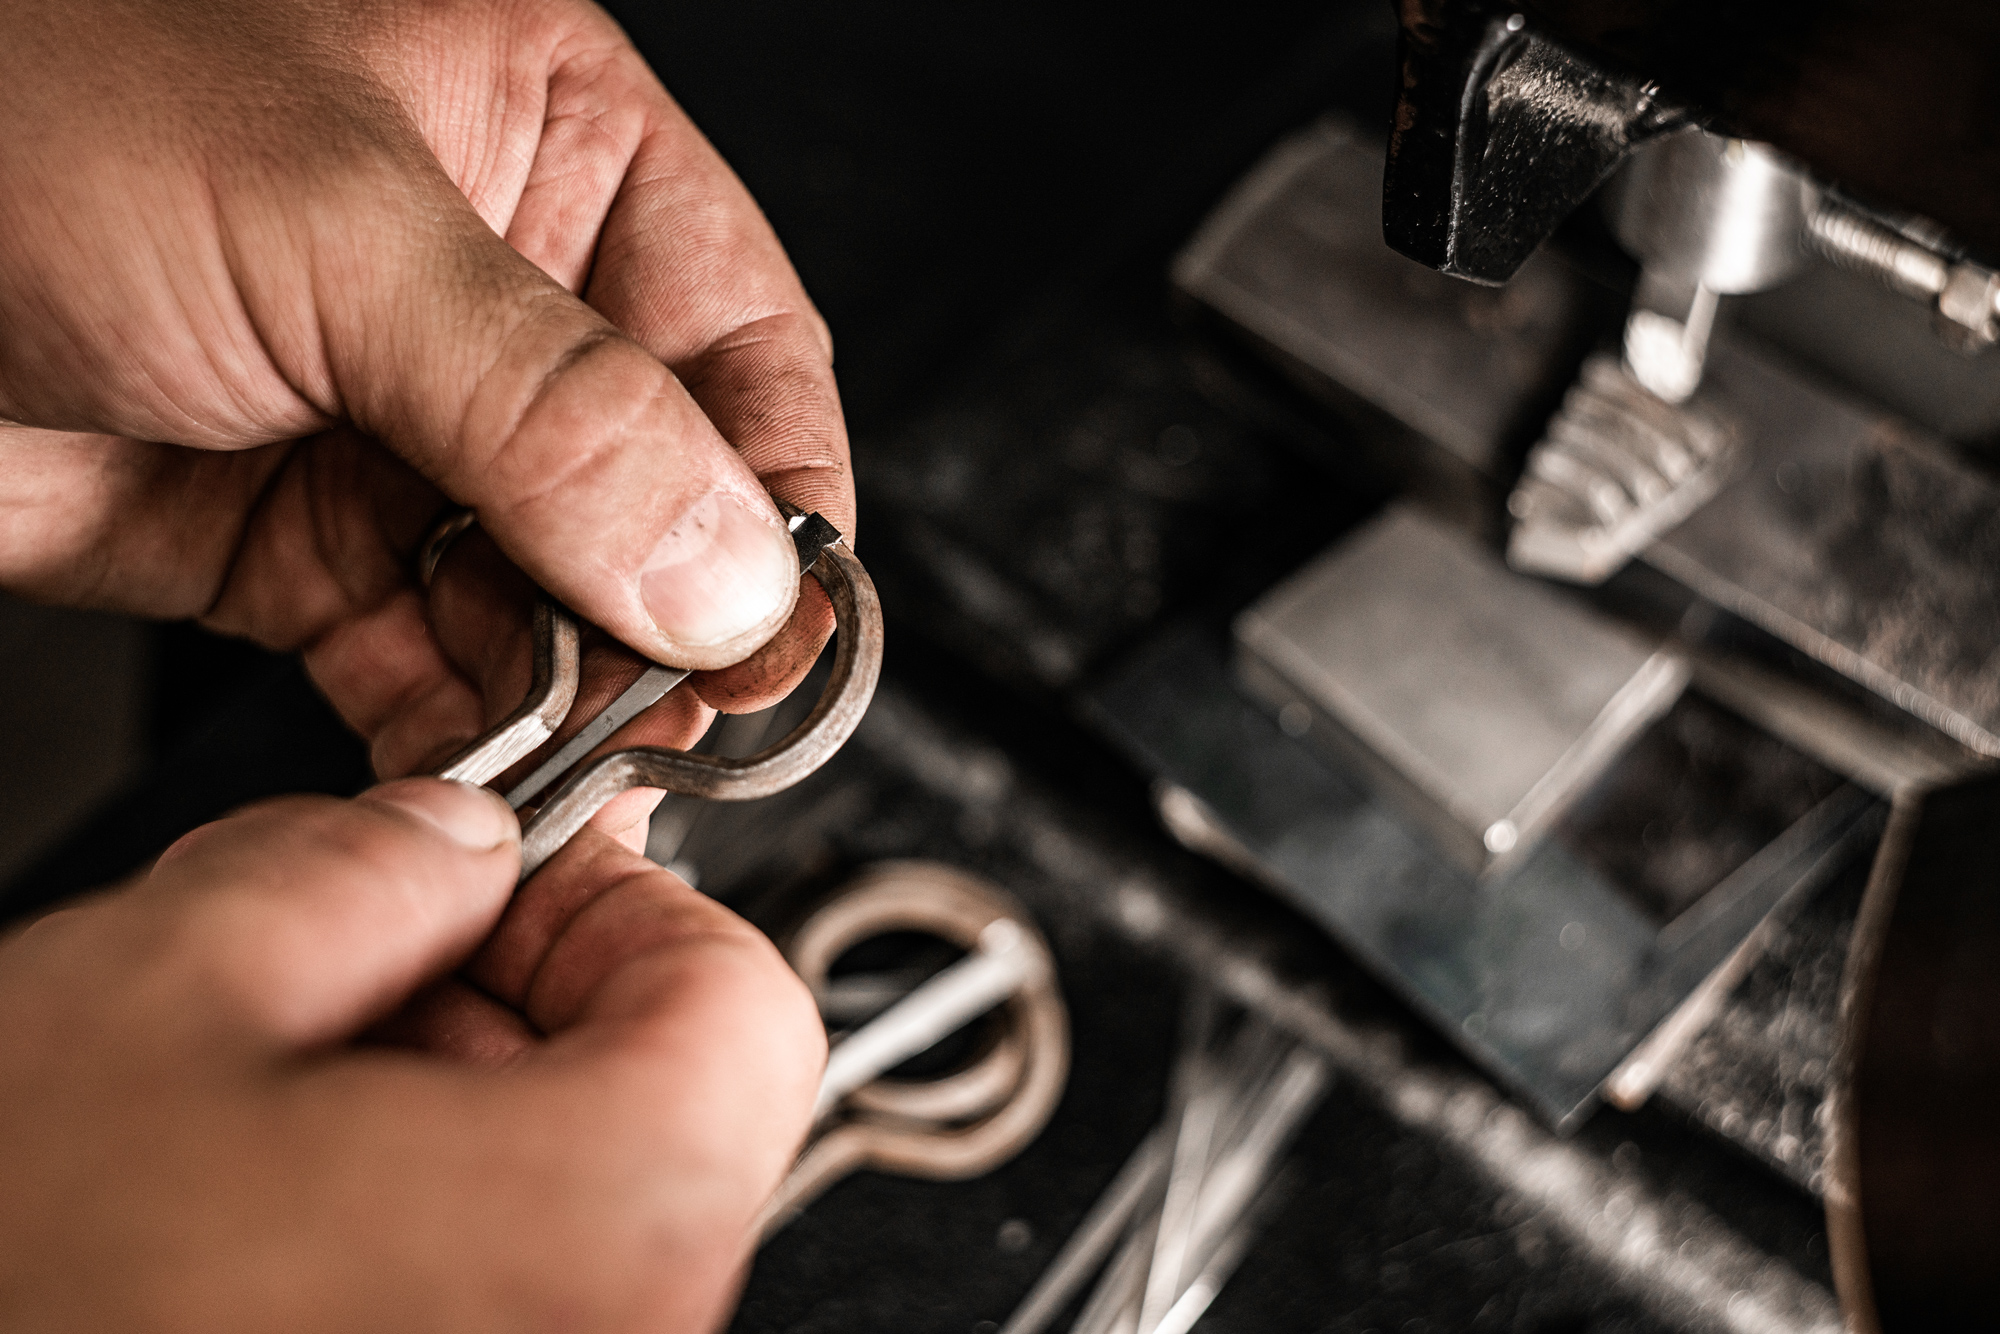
<box><xmin>813</xmin><ymin>917</ymin><xmax>1044</xmax><ymax>1121</ymax></box>
<box><xmin>503</xmin><ymin>664</ymin><xmax>688</xmax><ymax>809</ymax></box>
<box><xmin>999</xmin><ymin>999</ymin><xmax>1327</xmax><ymax>1334</ymax></box>
<box><xmin>425</xmin><ymin>505</ymin><xmax>882</xmax><ymax>879</ymax></box>
<box><xmin>999</xmin><ymin>1132</ymin><xmax>1173</xmax><ymax>1334</ymax></box>
<box><xmin>758</xmin><ymin>862</ymin><xmax>1070</xmax><ymax>1241</ymax></box>
<box><xmin>499</xmin><ymin>510</ymin><xmax>846</xmax><ymax>809</ymax></box>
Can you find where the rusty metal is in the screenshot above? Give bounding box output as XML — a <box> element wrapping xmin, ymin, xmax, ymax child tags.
<box><xmin>419</xmin><ymin>504</ymin><xmax>883</xmax><ymax>880</ymax></box>
<box><xmin>757</xmin><ymin>862</ymin><xmax>1070</xmax><ymax>1240</ymax></box>
<box><xmin>517</xmin><ymin>539</ymin><xmax>882</xmax><ymax>879</ymax></box>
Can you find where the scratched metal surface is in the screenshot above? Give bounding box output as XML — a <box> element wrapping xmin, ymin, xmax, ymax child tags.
<box><xmin>1645</xmin><ymin>339</ymin><xmax>2000</xmax><ymax>755</ymax></box>
<box><xmin>696</xmin><ymin>687</ymin><xmax>1840</xmax><ymax>1334</ymax></box>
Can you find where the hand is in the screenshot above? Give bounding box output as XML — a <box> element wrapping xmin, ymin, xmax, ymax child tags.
<box><xmin>0</xmin><ymin>0</ymin><xmax>852</xmax><ymax>787</ymax></box>
<box><xmin>0</xmin><ymin>778</ymin><xmax>823</xmax><ymax>1332</ymax></box>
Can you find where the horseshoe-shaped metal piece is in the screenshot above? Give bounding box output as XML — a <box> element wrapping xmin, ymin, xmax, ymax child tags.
<box><xmin>428</xmin><ymin>505</ymin><xmax>883</xmax><ymax>880</ymax></box>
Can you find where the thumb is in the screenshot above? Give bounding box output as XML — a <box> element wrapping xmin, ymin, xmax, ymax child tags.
<box><xmin>289</xmin><ymin>153</ymin><xmax>801</xmax><ymax>672</ymax></box>
<box><xmin>134</xmin><ymin>779</ymin><xmax>522</xmax><ymax>1048</ymax></box>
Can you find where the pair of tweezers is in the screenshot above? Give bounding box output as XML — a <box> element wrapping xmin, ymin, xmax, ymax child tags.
<box><xmin>430</xmin><ymin>507</ymin><xmax>881</xmax><ymax>879</ymax></box>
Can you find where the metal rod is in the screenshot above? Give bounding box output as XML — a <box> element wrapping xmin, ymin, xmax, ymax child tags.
<box><xmin>812</xmin><ymin>919</ymin><xmax>1039</xmax><ymax>1121</ymax></box>
<box><xmin>432</xmin><ymin>600</ymin><xmax>580</xmax><ymax>787</ymax></box>
<box><xmin>503</xmin><ymin>663</ymin><xmax>689</xmax><ymax>809</ymax></box>
<box><xmin>999</xmin><ymin>1131</ymin><xmax>1172</xmax><ymax>1334</ymax></box>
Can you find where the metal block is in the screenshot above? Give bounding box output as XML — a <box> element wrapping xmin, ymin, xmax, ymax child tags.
<box><xmin>1088</xmin><ymin>622</ymin><xmax>1881</xmax><ymax>1131</ymax></box>
<box><xmin>1235</xmin><ymin>505</ymin><xmax>1686</xmax><ymax>875</ymax></box>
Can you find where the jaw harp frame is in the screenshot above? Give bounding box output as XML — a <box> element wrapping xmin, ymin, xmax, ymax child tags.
<box><xmin>429</xmin><ymin>506</ymin><xmax>882</xmax><ymax>880</ymax></box>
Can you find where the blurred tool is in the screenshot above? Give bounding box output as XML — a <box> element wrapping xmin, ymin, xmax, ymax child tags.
<box><xmin>1237</xmin><ymin>504</ymin><xmax>1687</xmax><ymax>876</ymax></box>
<box><xmin>1511</xmin><ymin>127</ymin><xmax>2000</xmax><ymax>588</ymax></box>
<box><xmin>1505</xmin><ymin>354</ymin><xmax>1735</xmax><ymax>584</ymax></box>
<box><xmin>813</xmin><ymin>916</ymin><xmax>1042</xmax><ymax>1121</ymax></box>
<box><xmin>1826</xmin><ymin>768</ymin><xmax>2000</xmax><ymax>1333</ymax></box>
<box><xmin>417</xmin><ymin>504</ymin><xmax>883</xmax><ymax>879</ymax></box>
<box><xmin>1000</xmin><ymin>998</ymin><xmax>1327</xmax><ymax>1334</ymax></box>
<box><xmin>1379</xmin><ymin>1</ymin><xmax>2000</xmax><ymax>287</ymax></box>
<box><xmin>1610</xmin><ymin>133</ymin><xmax>1819</xmax><ymax>404</ymax></box>
<box><xmin>759</xmin><ymin>862</ymin><xmax>1070</xmax><ymax>1239</ymax></box>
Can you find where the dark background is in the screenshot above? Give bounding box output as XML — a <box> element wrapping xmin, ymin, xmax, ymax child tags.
<box><xmin>0</xmin><ymin>6</ymin><xmax>1843</xmax><ymax>1332</ymax></box>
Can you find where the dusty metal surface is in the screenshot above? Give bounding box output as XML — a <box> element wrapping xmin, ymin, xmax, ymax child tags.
<box><xmin>1237</xmin><ymin>504</ymin><xmax>1686</xmax><ymax>874</ymax></box>
<box><xmin>687</xmin><ymin>685</ymin><xmax>1842</xmax><ymax>1334</ymax></box>
<box><xmin>1654</xmin><ymin>863</ymin><xmax>1864</xmax><ymax>1195</ymax></box>
<box><xmin>1173</xmin><ymin>115</ymin><xmax>1613</xmax><ymax>525</ymax></box>
<box><xmin>1644</xmin><ymin>338</ymin><xmax>2000</xmax><ymax>756</ymax></box>
<box><xmin>1089</xmin><ymin>622</ymin><xmax>1877</xmax><ymax>1130</ymax></box>
<box><xmin>1507</xmin><ymin>354</ymin><xmax>1737</xmax><ymax>584</ymax></box>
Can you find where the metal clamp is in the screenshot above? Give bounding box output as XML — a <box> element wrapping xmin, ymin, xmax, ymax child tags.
<box><xmin>426</xmin><ymin>504</ymin><xmax>883</xmax><ymax>880</ymax></box>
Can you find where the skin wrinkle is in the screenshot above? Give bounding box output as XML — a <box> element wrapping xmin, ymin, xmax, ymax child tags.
<box><xmin>313</xmin><ymin>175</ymin><xmax>504</xmax><ymax>441</ymax></box>
<box><xmin>209</xmin><ymin>172</ymin><xmax>344</xmax><ymax>431</ymax></box>
<box><xmin>514</xmin><ymin>106</ymin><xmax>641</xmax><ymax>283</ymax></box>
<box><xmin>207</xmin><ymin>145</ymin><xmax>364</xmax><ymax>434</ymax></box>
<box><xmin>591</xmin><ymin>212</ymin><xmax>775</xmax><ymax>354</ymax></box>
<box><xmin>0</xmin><ymin>0</ymin><xmax>846</xmax><ymax>1309</ymax></box>
<box><xmin>442</xmin><ymin>282</ymin><xmax>606</xmax><ymax>485</ymax></box>
<box><xmin>0</xmin><ymin>209</ymin><xmax>153</xmax><ymax>432</ymax></box>
<box><xmin>163</xmin><ymin>169</ymin><xmax>294</xmax><ymax>439</ymax></box>
<box><xmin>416</xmin><ymin>32</ymin><xmax>538</xmax><ymax>233</ymax></box>
<box><xmin>673</xmin><ymin>314</ymin><xmax>843</xmax><ymax>457</ymax></box>
<box><xmin>143</xmin><ymin>445</ymin><xmax>290</xmax><ymax>620</ymax></box>
<box><xmin>461</xmin><ymin>346</ymin><xmax>688</xmax><ymax>599</ymax></box>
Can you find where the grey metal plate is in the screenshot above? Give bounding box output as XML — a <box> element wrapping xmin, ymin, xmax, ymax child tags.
<box><xmin>1645</xmin><ymin>338</ymin><xmax>2000</xmax><ymax>756</ymax></box>
<box><xmin>1172</xmin><ymin>115</ymin><xmax>1613</xmax><ymax>523</ymax></box>
<box><xmin>1086</xmin><ymin>623</ymin><xmax>1881</xmax><ymax>1131</ymax></box>
<box><xmin>1237</xmin><ymin>506</ymin><xmax>1683</xmax><ymax>873</ymax></box>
